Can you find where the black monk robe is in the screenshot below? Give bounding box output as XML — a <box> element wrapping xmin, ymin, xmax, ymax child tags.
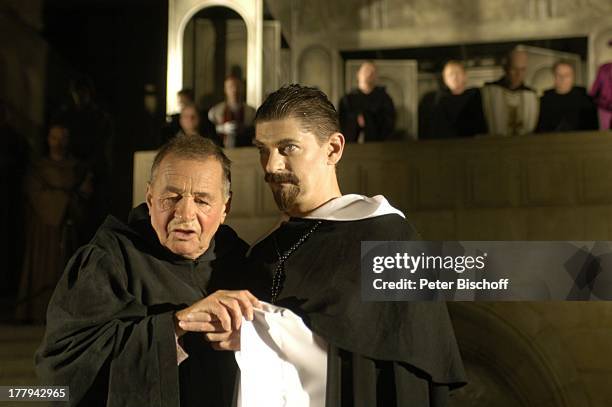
<box><xmin>35</xmin><ymin>203</ymin><xmax>248</xmax><ymax>407</ymax></box>
<box><xmin>536</xmin><ymin>86</ymin><xmax>599</xmax><ymax>133</ymax></box>
<box><xmin>246</xmin><ymin>195</ymin><xmax>467</xmax><ymax>407</ymax></box>
<box><xmin>339</xmin><ymin>87</ymin><xmax>396</xmax><ymax>142</ymax></box>
<box><xmin>419</xmin><ymin>88</ymin><xmax>487</xmax><ymax>139</ymax></box>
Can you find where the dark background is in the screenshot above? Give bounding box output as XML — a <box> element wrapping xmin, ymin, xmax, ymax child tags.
<box><xmin>43</xmin><ymin>0</ymin><xmax>169</xmax><ymax>219</ymax></box>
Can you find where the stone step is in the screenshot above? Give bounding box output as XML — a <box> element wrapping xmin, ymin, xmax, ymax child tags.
<box><xmin>0</xmin><ymin>325</ymin><xmax>45</xmax><ymax>341</ymax></box>
<box><xmin>0</xmin><ymin>359</ymin><xmax>37</xmax><ymax>378</ymax></box>
<box><xmin>0</xmin><ymin>343</ymin><xmax>39</xmax><ymax>360</ymax></box>
<box><xmin>0</xmin><ymin>325</ymin><xmax>45</xmax><ymax>391</ymax></box>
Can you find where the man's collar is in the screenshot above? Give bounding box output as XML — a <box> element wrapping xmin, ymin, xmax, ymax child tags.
<box><xmin>302</xmin><ymin>194</ymin><xmax>405</xmax><ymax>221</ymax></box>
<box><xmin>248</xmin><ymin>194</ymin><xmax>404</xmax><ymax>254</ymax></box>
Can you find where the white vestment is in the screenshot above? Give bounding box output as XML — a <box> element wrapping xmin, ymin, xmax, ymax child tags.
<box><xmin>235</xmin><ymin>194</ymin><xmax>405</xmax><ymax>407</ymax></box>
<box><xmin>481</xmin><ymin>84</ymin><xmax>539</xmax><ymax>136</ymax></box>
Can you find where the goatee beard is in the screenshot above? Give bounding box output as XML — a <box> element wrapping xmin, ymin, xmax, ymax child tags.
<box><xmin>272</xmin><ymin>185</ymin><xmax>300</xmax><ymax>212</ymax></box>
<box><xmin>265</xmin><ymin>172</ymin><xmax>301</xmax><ymax>212</ymax></box>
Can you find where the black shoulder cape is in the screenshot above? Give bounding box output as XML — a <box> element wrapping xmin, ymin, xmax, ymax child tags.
<box><xmin>35</xmin><ymin>203</ymin><xmax>248</xmax><ymax>407</ymax></box>
<box><xmin>419</xmin><ymin>87</ymin><xmax>487</xmax><ymax>139</ymax></box>
<box><xmin>339</xmin><ymin>87</ymin><xmax>396</xmax><ymax>142</ymax></box>
<box><xmin>247</xmin><ymin>214</ymin><xmax>466</xmax><ymax>406</ymax></box>
<box><xmin>536</xmin><ymin>87</ymin><xmax>599</xmax><ymax>132</ymax></box>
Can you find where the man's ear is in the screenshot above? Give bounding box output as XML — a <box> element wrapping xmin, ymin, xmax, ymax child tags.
<box><xmin>327</xmin><ymin>132</ymin><xmax>345</xmax><ymax>165</ymax></box>
<box><xmin>221</xmin><ymin>192</ymin><xmax>232</xmax><ymax>224</ymax></box>
<box><xmin>145</xmin><ymin>182</ymin><xmax>153</xmax><ymax>213</ymax></box>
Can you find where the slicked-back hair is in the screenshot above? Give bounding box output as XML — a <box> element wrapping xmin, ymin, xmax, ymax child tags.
<box><xmin>150</xmin><ymin>135</ymin><xmax>232</xmax><ymax>199</ymax></box>
<box><xmin>254</xmin><ymin>84</ymin><xmax>340</xmax><ymax>144</ymax></box>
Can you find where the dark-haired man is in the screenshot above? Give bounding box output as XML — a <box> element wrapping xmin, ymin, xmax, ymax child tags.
<box><xmin>177</xmin><ymin>104</ymin><xmax>203</xmax><ymax>137</ymax></box>
<box><xmin>243</xmin><ymin>84</ymin><xmax>466</xmax><ymax>406</ymax></box>
<box><xmin>164</xmin><ymin>88</ymin><xmax>196</xmax><ymax>139</ymax></box>
<box><xmin>163</xmin><ymin>89</ymin><xmax>218</xmax><ymax>146</ymax></box>
<box><xmin>36</xmin><ymin>136</ymin><xmax>259</xmax><ymax>406</ymax></box>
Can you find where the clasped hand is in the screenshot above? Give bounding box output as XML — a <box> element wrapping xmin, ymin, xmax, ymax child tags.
<box><xmin>174</xmin><ymin>290</ymin><xmax>260</xmax><ymax>351</ymax></box>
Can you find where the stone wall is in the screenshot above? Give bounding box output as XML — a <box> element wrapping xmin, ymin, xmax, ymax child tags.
<box><xmin>263</xmin><ymin>0</ymin><xmax>612</xmax><ymax>113</ymax></box>
<box><xmin>134</xmin><ymin>131</ymin><xmax>612</xmax><ymax>242</ymax></box>
<box><xmin>132</xmin><ymin>131</ymin><xmax>612</xmax><ymax>406</ymax></box>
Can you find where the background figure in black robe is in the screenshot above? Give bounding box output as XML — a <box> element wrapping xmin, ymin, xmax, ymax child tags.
<box><xmin>36</xmin><ymin>136</ymin><xmax>259</xmax><ymax>407</ymax></box>
<box><xmin>419</xmin><ymin>60</ymin><xmax>487</xmax><ymax>139</ymax></box>
<box><xmin>54</xmin><ymin>78</ymin><xmax>114</xmax><ymax>244</ymax></box>
<box><xmin>339</xmin><ymin>62</ymin><xmax>395</xmax><ymax>142</ymax></box>
<box><xmin>249</xmin><ymin>84</ymin><xmax>466</xmax><ymax>406</ymax></box>
<box><xmin>536</xmin><ymin>61</ymin><xmax>599</xmax><ymax>133</ymax></box>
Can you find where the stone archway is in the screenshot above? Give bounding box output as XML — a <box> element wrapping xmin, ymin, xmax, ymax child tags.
<box><xmin>166</xmin><ymin>0</ymin><xmax>262</xmax><ymax>113</ymax></box>
<box><xmin>448</xmin><ymin>303</ymin><xmax>590</xmax><ymax>407</ymax></box>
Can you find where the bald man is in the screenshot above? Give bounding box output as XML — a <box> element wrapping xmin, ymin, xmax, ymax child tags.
<box><xmin>339</xmin><ymin>62</ymin><xmax>396</xmax><ymax>143</ymax></box>
<box><xmin>481</xmin><ymin>49</ymin><xmax>539</xmax><ymax>136</ymax></box>
<box><xmin>420</xmin><ymin>61</ymin><xmax>487</xmax><ymax>139</ymax></box>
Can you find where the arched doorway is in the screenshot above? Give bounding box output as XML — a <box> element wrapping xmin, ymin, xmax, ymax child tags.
<box><xmin>166</xmin><ymin>0</ymin><xmax>263</xmax><ymax>114</ymax></box>
<box><xmin>182</xmin><ymin>6</ymin><xmax>247</xmax><ymax>112</ymax></box>
<box><xmin>448</xmin><ymin>303</ymin><xmax>590</xmax><ymax>407</ymax></box>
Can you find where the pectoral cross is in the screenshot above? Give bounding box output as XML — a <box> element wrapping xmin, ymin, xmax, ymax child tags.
<box><xmin>508</xmin><ymin>106</ymin><xmax>523</xmax><ymax>136</ymax></box>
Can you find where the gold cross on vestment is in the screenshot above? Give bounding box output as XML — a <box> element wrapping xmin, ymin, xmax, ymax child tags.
<box><xmin>508</xmin><ymin>106</ymin><xmax>523</xmax><ymax>136</ymax></box>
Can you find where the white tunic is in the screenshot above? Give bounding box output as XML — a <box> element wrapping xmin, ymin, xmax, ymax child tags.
<box><xmin>235</xmin><ymin>194</ymin><xmax>405</xmax><ymax>407</ymax></box>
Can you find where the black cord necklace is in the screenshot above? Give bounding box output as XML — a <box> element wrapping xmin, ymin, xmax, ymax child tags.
<box><xmin>270</xmin><ymin>220</ymin><xmax>322</xmax><ymax>303</ymax></box>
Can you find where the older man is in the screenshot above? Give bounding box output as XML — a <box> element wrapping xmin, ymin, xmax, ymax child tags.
<box><xmin>36</xmin><ymin>136</ymin><xmax>258</xmax><ymax>406</ymax></box>
<box><xmin>482</xmin><ymin>48</ymin><xmax>539</xmax><ymax>136</ymax></box>
<box><xmin>244</xmin><ymin>84</ymin><xmax>465</xmax><ymax>406</ymax></box>
<box><xmin>339</xmin><ymin>61</ymin><xmax>396</xmax><ymax>142</ymax></box>
<box><xmin>536</xmin><ymin>61</ymin><xmax>598</xmax><ymax>132</ymax></box>
<box><xmin>420</xmin><ymin>60</ymin><xmax>487</xmax><ymax>139</ymax></box>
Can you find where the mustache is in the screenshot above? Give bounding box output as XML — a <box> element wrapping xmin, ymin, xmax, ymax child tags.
<box><xmin>264</xmin><ymin>172</ymin><xmax>300</xmax><ymax>185</ymax></box>
<box><xmin>168</xmin><ymin>219</ymin><xmax>198</xmax><ymax>232</ymax></box>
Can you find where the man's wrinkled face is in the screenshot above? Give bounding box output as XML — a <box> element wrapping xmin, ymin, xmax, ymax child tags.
<box><xmin>443</xmin><ymin>64</ymin><xmax>467</xmax><ymax>95</ymax></box>
<box><xmin>146</xmin><ymin>155</ymin><xmax>229</xmax><ymax>259</ymax></box>
<box><xmin>554</xmin><ymin>63</ymin><xmax>575</xmax><ymax>95</ymax></box>
<box><xmin>255</xmin><ymin>118</ymin><xmax>331</xmax><ymax>214</ymax></box>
